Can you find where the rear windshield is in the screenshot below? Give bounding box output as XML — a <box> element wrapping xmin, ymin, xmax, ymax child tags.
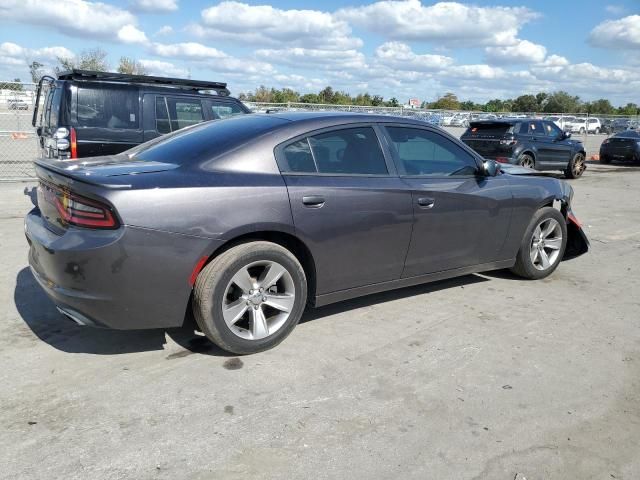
<box><xmin>614</xmin><ymin>130</ymin><xmax>639</xmax><ymax>138</ymax></box>
<box><xmin>466</xmin><ymin>122</ymin><xmax>514</xmax><ymax>137</ymax></box>
<box><xmin>131</xmin><ymin>114</ymin><xmax>286</xmax><ymax>165</ymax></box>
<box><xmin>76</xmin><ymin>85</ymin><xmax>140</xmax><ymax>129</ymax></box>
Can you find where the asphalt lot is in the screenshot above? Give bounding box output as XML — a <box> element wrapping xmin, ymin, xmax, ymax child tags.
<box><xmin>1</xmin><ymin>161</ymin><xmax>639</xmax><ymax>479</ymax></box>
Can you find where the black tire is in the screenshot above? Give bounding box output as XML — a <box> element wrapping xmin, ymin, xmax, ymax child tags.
<box><xmin>564</xmin><ymin>152</ymin><xmax>586</xmax><ymax>179</ymax></box>
<box><xmin>600</xmin><ymin>154</ymin><xmax>611</xmax><ymax>164</ymax></box>
<box><xmin>518</xmin><ymin>153</ymin><xmax>535</xmax><ymax>169</ymax></box>
<box><xmin>192</xmin><ymin>241</ymin><xmax>307</xmax><ymax>354</ymax></box>
<box><xmin>510</xmin><ymin>207</ymin><xmax>567</xmax><ymax>280</ymax></box>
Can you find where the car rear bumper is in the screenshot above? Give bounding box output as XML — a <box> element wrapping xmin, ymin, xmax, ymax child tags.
<box><xmin>25</xmin><ymin>207</ymin><xmax>219</xmax><ymax>330</ymax></box>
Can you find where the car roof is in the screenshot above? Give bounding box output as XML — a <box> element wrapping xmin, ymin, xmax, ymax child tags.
<box><xmin>263</xmin><ymin>110</ymin><xmax>428</xmax><ymax>125</ymax></box>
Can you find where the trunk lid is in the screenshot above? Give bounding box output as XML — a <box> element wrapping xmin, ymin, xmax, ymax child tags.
<box><xmin>462</xmin><ymin>121</ymin><xmax>516</xmax><ymax>158</ymax></box>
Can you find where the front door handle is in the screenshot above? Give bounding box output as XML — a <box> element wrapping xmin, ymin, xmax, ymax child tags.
<box><xmin>302</xmin><ymin>195</ymin><xmax>325</xmax><ymax>208</ymax></box>
<box><xmin>417</xmin><ymin>197</ymin><xmax>435</xmax><ymax>209</ymax></box>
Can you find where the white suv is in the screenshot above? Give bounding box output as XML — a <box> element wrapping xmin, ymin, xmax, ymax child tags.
<box><xmin>569</xmin><ymin>117</ymin><xmax>601</xmax><ymax>134</ymax></box>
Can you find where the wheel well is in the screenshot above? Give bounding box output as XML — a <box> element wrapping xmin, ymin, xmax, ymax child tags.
<box><xmin>520</xmin><ymin>150</ymin><xmax>535</xmax><ymax>161</ymax></box>
<box><xmin>202</xmin><ymin>231</ymin><xmax>317</xmax><ymax>303</ymax></box>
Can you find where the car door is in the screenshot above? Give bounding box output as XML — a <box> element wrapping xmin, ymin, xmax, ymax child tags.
<box><xmin>142</xmin><ymin>95</ymin><xmax>206</xmax><ymax>142</ymax></box>
<box><xmin>541</xmin><ymin>121</ymin><xmax>573</xmax><ymax>166</ymax></box>
<box><xmin>277</xmin><ymin>125</ymin><xmax>414</xmax><ymax>295</ymax></box>
<box><xmin>381</xmin><ymin>125</ymin><xmax>513</xmax><ymax>277</ymax></box>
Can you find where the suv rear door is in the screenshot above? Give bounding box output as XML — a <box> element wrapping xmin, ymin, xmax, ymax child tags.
<box><xmin>461</xmin><ymin>121</ymin><xmax>515</xmax><ymax>160</ymax></box>
<box><xmin>143</xmin><ymin>94</ymin><xmax>208</xmax><ymax>142</ymax></box>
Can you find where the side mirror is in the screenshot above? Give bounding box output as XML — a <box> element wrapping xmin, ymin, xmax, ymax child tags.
<box><xmin>560</xmin><ymin>131</ymin><xmax>571</xmax><ymax>140</ymax></box>
<box><xmin>482</xmin><ymin>159</ymin><xmax>500</xmax><ymax>177</ymax></box>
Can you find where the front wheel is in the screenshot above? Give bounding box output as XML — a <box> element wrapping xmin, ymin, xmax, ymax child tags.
<box><xmin>580</xmin><ymin>127</ymin><xmax>585</xmax><ymax>134</ymax></box>
<box><xmin>565</xmin><ymin>152</ymin><xmax>586</xmax><ymax>179</ymax></box>
<box><xmin>594</xmin><ymin>128</ymin><xmax>600</xmax><ymax>134</ymax></box>
<box><xmin>510</xmin><ymin>207</ymin><xmax>567</xmax><ymax>280</ymax></box>
<box><xmin>192</xmin><ymin>241</ymin><xmax>307</xmax><ymax>354</ymax></box>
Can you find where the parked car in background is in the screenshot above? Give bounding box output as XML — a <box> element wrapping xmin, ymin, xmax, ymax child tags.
<box><xmin>25</xmin><ymin>112</ymin><xmax>589</xmax><ymax>354</ymax></box>
<box><xmin>545</xmin><ymin>116</ymin><xmax>573</xmax><ymax>131</ymax></box>
<box><xmin>451</xmin><ymin>113</ymin><xmax>470</xmax><ymax>127</ymax></box>
<box><xmin>8</xmin><ymin>98</ymin><xmax>29</xmax><ymax>110</ymax></box>
<box><xmin>600</xmin><ymin>130</ymin><xmax>640</xmax><ymax>164</ymax></box>
<box><xmin>586</xmin><ymin>117</ymin><xmax>602</xmax><ymax>134</ymax></box>
<box><xmin>601</xmin><ymin>119</ymin><xmax>615</xmax><ymax>135</ymax></box>
<box><xmin>461</xmin><ymin>118</ymin><xmax>587</xmax><ymax>178</ymax></box>
<box><xmin>609</xmin><ymin>118</ymin><xmax>639</xmax><ymax>134</ymax></box>
<box><xmin>32</xmin><ymin>69</ymin><xmax>249</xmax><ymax>160</ymax></box>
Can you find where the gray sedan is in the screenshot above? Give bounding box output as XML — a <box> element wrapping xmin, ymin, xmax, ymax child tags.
<box><xmin>25</xmin><ymin>113</ymin><xmax>589</xmax><ymax>354</ymax></box>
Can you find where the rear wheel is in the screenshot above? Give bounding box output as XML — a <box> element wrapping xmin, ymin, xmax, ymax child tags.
<box><xmin>594</xmin><ymin>128</ymin><xmax>600</xmax><ymax>134</ymax></box>
<box><xmin>580</xmin><ymin>127</ymin><xmax>586</xmax><ymax>134</ymax></box>
<box><xmin>192</xmin><ymin>241</ymin><xmax>307</xmax><ymax>354</ymax></box>
<box><xmin>518</xmin><ymin>153</ymin><xmax>535</xmax><ymax>169</ymax></box>
<box><xmin>600</xmin><ymin>154</ymin><xmax>611</xmax><ymax>164</ymax></box>
<box><xmin>510</xmin><ymin>207</ymin><xmax>567</xmax><ymax>280</ymax></box>
<box><xmin>565</xmin><ymin>152</ymin><xmax>586</xmax><ymax>179</ymax></box>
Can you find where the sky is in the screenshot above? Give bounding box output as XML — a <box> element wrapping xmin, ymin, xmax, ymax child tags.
<box><xmin>0</xmin><ymin>0</ymin><xmax>639</xmax><ymax>105</ymax></box>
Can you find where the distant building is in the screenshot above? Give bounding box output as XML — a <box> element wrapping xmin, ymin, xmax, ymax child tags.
<box><xmin>406</xmin><ymin>98</ymin><xmax>421</xmax><ymax>109</ymax></box>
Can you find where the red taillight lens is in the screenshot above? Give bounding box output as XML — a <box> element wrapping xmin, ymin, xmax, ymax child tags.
<box><xmin>52</xmin><ymin>188</ymin><xmax>118</xmax><ymax>229</ymax></box>
<box><xmin>70</xmin><ymin>127</ymin><xmax>77</xmax><ymax>159</ymax></box>
<box><xmin>495</xmin><ymin>157</ymin><xmax>510</xmax><ymax>163</ymax></box>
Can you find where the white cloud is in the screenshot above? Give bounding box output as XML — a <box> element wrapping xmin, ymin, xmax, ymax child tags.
<box><xmin>195</xmin><ymin>1</ymin><xmax>362</xmax><ymax>49</ymax></box>
<box><xmin>337</xmin><ymin>0</ymin><xmax>539</xmax><ymax>46</ymax></box>
<box><xmin>138</xmin><ymin>59</ymin><xmax>188</xmax><ymax>77</ymax></box>
<box><xmin>256</xmin><ymin>47</ymin><xmax>366</xmax><ymax>71</ymax></box>
<box><xmin>485</xmin><ymin>40</ymin><xmax>547</xmax><ymax>64</ymax></box>
<box><xmin>605</xmin><ymin>5</ymin><xmax>626</xmax><ymax>15</ymax></box>
<box><xmin>130</xmin><ymin>0</ymin><xmax>178</xmax><ymax>13</ymax></box>
<box><xmin>117</xmin><ymin>24</ymin><xmax>149</xmax><ymax>45</ymax></box>
<box><xmin>150</xmin><ymin>42</ymin><xmax>227</xmax><ymax>59</ymax></box>
<box><xmin>155</xmin><ymin>25</ymin><xmax>174</xmax><ymax>36</ymax></box>
<box><xmin>374</xmin><ymin>42</ymin><xmax>454</xmax><ymax>71</ymax></box>
<box><xmin>444</xmin><ymin>64</ymin><xmax>507</xmax><ymax>80</ymax></box>
<box><xmin>590</xmin><ymin>15</ymin><xmax>640</xmax><ymax>49</ymax></box>
<box><xmin>0</xmin><ymin>0</ymin><xmax>136</xmax><ymax>39</ymax></box>
<box><xmin>0</xmin><ymin>42</ymin><xmax>74</xmax><ymax>64</ymax></box>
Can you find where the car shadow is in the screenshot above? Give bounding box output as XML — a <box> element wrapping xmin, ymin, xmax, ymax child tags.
<box><xmin>15</xmin><ymin>268</ymin><xmax>490</xmax><ymax>356</ymax></box>
<box><xmin>13</xmin><ymin>267</ymin><xmax>232</xmax><ymax>356</ymax></box>
<box><xmin>301</xmin><ymin>274</ymin><xmax>489</xmax><ymax>323</ymax></box>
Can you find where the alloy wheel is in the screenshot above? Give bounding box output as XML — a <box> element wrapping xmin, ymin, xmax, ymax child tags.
<box><xmin>222</xmin><ymin>260</ymin><xmax>296</xmax><ymax>340</ymax></box>
<box><xmin>529</xmin><ymin>218</ymin><xmax>563</xmax><ymax>271</ymax></box>
<box><xmin>521</xmin><ymin>156</ymin><xmax>535</xmax><ymax>169</ymax></box>
<box><xmin>572</xmin><ymin>154</ymin><xmax>586</xmax><ymax>177</ymax></box>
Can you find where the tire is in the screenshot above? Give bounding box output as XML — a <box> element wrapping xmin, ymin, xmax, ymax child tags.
<box><xmin>594</xmin><ymin>128</ymin><xmax>600</xmax><ymax>134</ymax></box>
<box><xmin>580</xmin><ymin>128</ymin><xmax>585</xmax><ymax>134</ymax></box>
<box><xmin>518</xmin><ymin>153</ymin><xmax>535</xmax><ymax>169</ymax></box>
<box><xmin>510</xmin><ymin>207</ymin><xmax>567</xmax><ymax>280</ymax></box>
<box><xmin>564</xmin><ymin>152</ymin><xmax>586</xmax><ymax>179</ymax></box>
<box><xmin>192</xmin><ymin>241</ymin><xmax>307</xmax><ymax>354</ymax></box>
<box><xmin>600</xmin><ymin>154</ymin><xmax>611</xmax><ymax>164</ymax></box>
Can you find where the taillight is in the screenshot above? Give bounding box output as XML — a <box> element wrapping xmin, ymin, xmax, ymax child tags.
<box><xmin>70</xmin><ymin>127</ymin><xmax>77</xmax><ymax>159</ymax></box>
<box><xmin>499</xmin><ymin>138</ymin><xmax>517</xmax><ymax>146</ymax></box>
<box><xmin>495</xmin><ymin>157</ymin><xmax>510</xmax><ymax>163</ymax></box>
<box><xmin>52</xmin><ymin>188</ymin><xmax>118</xmax><ymax>229</ymax></box>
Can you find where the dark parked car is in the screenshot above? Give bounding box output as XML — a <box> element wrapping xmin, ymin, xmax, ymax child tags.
<box><xmin>600</xmin><ymin>130</ymin><xmax>640</xmax><ymax>163</ymax></box>
<box><xmin>25</xmin><ymin>113</ymin><xmax>589</xmax><ymax>354</ymax></box>
<box><xmin>461</xmin><ymin>119</ymin><xmax>587</xmax><ymax>179</ymax></box>
<box><xmin>32</xmin><ymin>69</ymin><xmax>249</xmax><ymax>159</ymax></box>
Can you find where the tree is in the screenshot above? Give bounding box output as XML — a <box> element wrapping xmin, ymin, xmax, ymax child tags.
<box><xmin>318</xmin><ymin>86</ymin><xmax>334</xmax><ymax>104</ymax></box>
<box><xmin>431</xmin><ymin>92</ymin><xmax>459</xmax><ymax>110</ymax></box>
<box><xmin>513</xmin><ymin>94</ymin><xmax>539</xmax><ymax>113</ymax></box>
<box><xmin>617</xmin><ymin>103</ymin><xmax>639</xmax><ymax>115</ymax></box>
<box><xmin>28</xmin><ymin>61</ymin><xmax>44</xmax><ymax>83</ymax></box>
<box><xmin>585</xmin><ymin>99</ymin><xmax>615</xmax><ymax>115</ymax></box>
<box><xmin>535</xmin><ymin>92</ymin><xmax>548</xmax><ymax>110</ymax></box>
<box><xmin>56</xmin><ymin>48</ymin><xmax>109</xmax><ymax>74</ymax></box>
<box><xmin>484</xmin><ymin>99</ymin><xmax>504</xmax><ymax>112</ymax></box>
<box><xmin>299</xmin><ymin>93</ymin><xmax>320</xmax><ymax>103</ymax></box>
<box><xmin>371</xmin><ymin>95</ymin><xmax>384</xmax><ymax>106</ymax></box>
<box><xmin>543</xmin><ymin>91</ymin><xmax>581</xmax><ymax>113</ymax></box>
<box><xmin>5</xmin><ymin>78</ymin><xmax>24</xmax><ymax>91</ymax></box>
<box><xmin>117</xmin><ymin>57</ymin><xmax>148</xmax><ymax>75</ymax></box>
<box><xmin>387</xmin><ymin>97</ymin><xmax>399</xmax><ymax>107</ymax></box>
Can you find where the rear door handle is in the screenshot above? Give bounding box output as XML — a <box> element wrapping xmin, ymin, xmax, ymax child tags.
<box><xmin>302</xmin><ymin>195</ymin><xmax>325</xmax><ymax>208</ymax></box>
<box><xmin>417</xmin><ymin>197</ymin><xmax>435</xmax><ymax>209</ymax></box>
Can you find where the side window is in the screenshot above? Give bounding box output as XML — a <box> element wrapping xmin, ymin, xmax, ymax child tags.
<box><xmin>166</xmin><ymin>98</ymin><xmax>204</xmax><ymax>131</ymax></box>
<box><xmin>155</xmin><ymin>96</ymin><xmax>171</xmax><ymax>134</ymax></box>
<box><xmin>545</xmin><ymin>121</ymin><xmax>562</xmax><ymax>138</ymax></box>
<box><xmin>210</xmin><ymin>102</ymin><xmax>245</xmax><ymax>119</ymax></box>
<box><xmin>386</xmin><ymin>127</ymin><xmax>478</xmax><ymax>176</ymax></box>
<box><xmin>77</xmin><ymin>86</ymin><xmax>139</xmax><ymax>129</ymax></box>
<box><xmin>532</xmin><ymin>121</ymin><xmax>545</xmax><ymax>136</ymax></box>
<box><xmin>308</xmin><ymin>127</ymin><xmax>388</xmax><ymax>175</ymax></box>
<box><xmin>282</xmin><ymin>139</ymin><xmax>316</xmax><ymax>173</ymax></box>
<box><xmin>43</xmin><ymin>87</ymin><xmax>57</xmax><ymax>128</ymax></box>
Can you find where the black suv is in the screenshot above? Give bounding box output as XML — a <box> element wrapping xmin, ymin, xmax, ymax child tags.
<box><xmin>461</xmin><ymin>118</ymin><xmax>587</xmax><ymax>179</ymax></box>
<box><xmin>32</xmin><ymin>69</ymin><xmax>250</xmax><ymax>159</ymax></box>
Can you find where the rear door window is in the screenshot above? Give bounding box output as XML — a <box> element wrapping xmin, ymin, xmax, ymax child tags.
<box><xmin>77</xmin><ymin>86</ymin><xmax>139</xmax><ymax>129</ymax></box>
<box><xmin>210</xmin><ymin>102</ymin><xmax>245</xmax><ymax>119</ymax></box>
<box><xmin>155</xmin><ymin>97</ymin><xmax>171</xmax><ymax>134</ymax></box>
<box><xmin>167</xmin><ymin>97</ymin><xmax>203</xmax><ymax>130</ymax></box>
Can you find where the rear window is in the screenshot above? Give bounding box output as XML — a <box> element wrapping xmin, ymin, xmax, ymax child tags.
<box><xmin>76</xmin><ymin>86</ymin><xmax>139</xmax><ymax>129</ymax></box>
<box><xmin>211</xmin><ymin>102</ymin><xmax>245</xmax><ymax>119</ymax></box>
<box><xmin>132</xmin><ymin>114</ymin><xmax>286</xmax><ymax>165</ymax></box>
<box><xmin>614</xmin><ymin>131</ymin><xmax>640</xmax><ymax>138</ymax></box>
<box><xmin>466</xmin><ymin>122</ymin><xmax>514</xmax><ymax>137</ymax></box>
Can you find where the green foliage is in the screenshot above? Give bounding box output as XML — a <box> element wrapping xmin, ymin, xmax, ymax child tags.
<box><xmin>512</xmin><ymin>94</ymin><xmax>539</xmax><ymax>113</ymax></box>
<box><xmin>543</xmin><ymin>91</ymin><xmax>581</xmax><ymax>113</ymax></box>
<box><xmin>617</xmin><ymin>103</ymin><xmax>639</xmax><ymax>115</ymax></box>
<box><xmin>117</xmin><ymin>57</ymin><xmax>148</xmax><ymax>75</ymax></box>
<box><xmin>56</xmin><ymin>48</ymin><xmax>109</xmax><ymax>74</ymax></box>
<box><xmin>430</xmin><ymin>92</ymin><xmax>459</xmax><ymax>110</ymax></box>
<box><xmin>28</xmin><ymin>61</ymin><xmax>44</xmax><ymax>83</ymax></box>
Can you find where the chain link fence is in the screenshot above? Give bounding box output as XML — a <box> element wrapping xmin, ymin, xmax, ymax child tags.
<box><xmin>1</xmin><ymin>81</ymin><xmax>38</xmax><ymax>181</ymax></box>
<box><xmin>1</xmin><ymin>80</ymin><xmax>639</xmax><ymax>181</ymax></box>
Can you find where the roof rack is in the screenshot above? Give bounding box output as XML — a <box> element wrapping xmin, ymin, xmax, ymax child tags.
<box><xmin>56</xmin><ymin>69</ymin><xmax>230</xmax><ymax>96</ymax></box>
